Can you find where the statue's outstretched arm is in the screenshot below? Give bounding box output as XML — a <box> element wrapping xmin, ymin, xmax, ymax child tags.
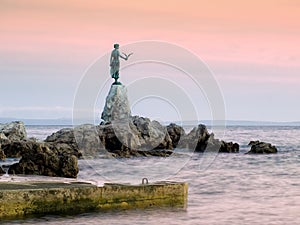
<box><xmin>119</xmin><ymin>54</ymin><xmax>127</xmax><ymax>60</ymax></box>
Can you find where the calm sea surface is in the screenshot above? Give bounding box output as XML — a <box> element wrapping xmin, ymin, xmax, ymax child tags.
<box><xmin>1</xmin><ymin>125</ymin><xmax>300</xmax><ymax>225</ymax></box>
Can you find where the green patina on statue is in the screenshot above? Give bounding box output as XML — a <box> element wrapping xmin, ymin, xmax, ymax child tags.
<box><xmin>110</xmin><ymin>43</ymin><xmax>133</xmax><ymax>85</ymax></box>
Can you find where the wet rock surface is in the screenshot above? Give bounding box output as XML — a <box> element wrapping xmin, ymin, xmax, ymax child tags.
<box><xmin>0</xmin><ymin>121</ymin><xmax>79</xmax><ymax>178</ymax></box>
<box><xmin>0</xmin><ymin>145</ymin><xmax>5</xmax><ymax>161</ymax></box>
<box><xmin>246</xmin><ymin>140</ymin><xmax>278</xmax><ymax>154</ymax></box>
<box><xmin>167</xmin><ymin>123</ymin><xmax>186</xmax><ymax>148</ymax></box>
<box><xmin>0</xmin><ymin>166</ymin><xmax>5</xmax><ymax>175</ymax></box>
<box><xmin>219</xmin><ymin>141</ymin><xmax>240</xmax><ymax>153</ymax></box>
<box><xmin>8</xmin><ymin>141</ymin><xmax>78</xmax><ymax>178</ymax></box>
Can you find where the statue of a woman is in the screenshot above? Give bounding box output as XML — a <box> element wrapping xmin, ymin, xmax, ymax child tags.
<box><xmin>110</xmin><ymin>43</ymin><xmax>132</xmax><ymax>84</ymax></box>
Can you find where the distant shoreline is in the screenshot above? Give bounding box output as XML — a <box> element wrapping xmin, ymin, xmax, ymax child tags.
<box><xmin>1</xmin><ymin>118</ymin><xmax>300</xmax><ymax>126</ymax></box>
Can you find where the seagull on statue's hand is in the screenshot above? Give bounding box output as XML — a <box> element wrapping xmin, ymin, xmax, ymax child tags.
<box><xmin>123</xmin><ymin>52</ymin><xmax>133</xmax><ymax>60</ymax></box>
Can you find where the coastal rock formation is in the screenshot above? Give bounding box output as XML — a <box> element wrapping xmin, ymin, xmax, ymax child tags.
<box><xmin>1</xmin><ymin>119</ymin><xmax>241</xmax><ymax>178</ymax></box>
<box><xmin>0</xmin><ymin>166</ymin><xmax>5</xmax><ymax>175</ymax></box>
<box><xmin>98</xmin><ymin>116</ymin><xmax>173</xmax><ymax>154</ymax></box>
<box><xmin>44</xmin><ymin>117</ymin><xmax>173</xmax><ymax>158</ymax></box>
<box><xmin>0</xmin><ymin>145</ymin><xmax>5</xmax><ymax>161</ymax></box>
<box><xmin>219</xmin><ymin>141</ymin><xmax>240</xmax><ymax>153</ymax></box>
<box><xmin>101</xmin><ymin>84</ymin><xmax>131</xmax><ymax>122</ymax></box>
<box><xmin>177</xmin><ymin>124</ymin><xmax>210</xmax><ymax>152</ymax></box>
<box><xmin>45</xmin><ymin>127</ymin><xmax>82</xmax><ymax>158</ymax></box>
<box><xmin>0</xmin><ymin>121</ymin><xmax>27</xmax><ymax>142</ymax></box>
<box><xmin>167</xmin><ymin>123</ymin><xmax>186</xmax><ymax>148</ymax></box>
<box><xmin>246</xmin><ymin>140</ymin><xmax>278</xmax><ymax>154</ymax></box>
<box><xmin>45</xmin><ymin>120</ymin><xmax>240</xmax><ymax>157</ymax></box>
<box><xmin>0</xmin><ymin>121</ymin><xmax>80</xmax><ymax>178</ymax></box>
<box><xmin>0</xmin><ymin>132</ymin><xmax>9</xmax><ymax>145</ymax></box>
<box><xmin>131</xmin><ymin>116</ymin><xmax>172</xmax><ymax>150</ymax></box>
<box><xmin>176</xmin><ymin>125</ymin><xmax>239</xmax><ymax>153</ymax></box>
<box><xmin>8</xmin><ymin>140</ymin><xmax>78</xmax><ymax>178</ymax></box>
<box><xmin>1</xmin><ymin>140</ymin><xmax>33</xmax><ymax>158</ymax></box>
<box><xmin>0</xmin><ymin>121</ymin><xmax>28</xmax><ymax>158</ymax></box>
<box><xmin>100</xmin><ymin>84</ymin><xmax>173</xmax><ymax>153</ymax></box>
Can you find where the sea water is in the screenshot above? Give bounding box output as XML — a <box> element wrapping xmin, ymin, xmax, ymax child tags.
<box><xmin>1</xmin><ymin>125</ymin><xmax>300</xmax><ymax>225</ymax></box>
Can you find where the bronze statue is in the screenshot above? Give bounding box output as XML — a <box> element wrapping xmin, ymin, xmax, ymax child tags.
<box><xmin>110</xmin><ymin>43</ymin><xmax>133</xmax><ymax>85</ymax></box>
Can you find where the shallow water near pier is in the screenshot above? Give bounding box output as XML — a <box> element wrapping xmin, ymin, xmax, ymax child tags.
<box><xmin>1</xmin><ymin>126</ymin><xmax>300</xmax><ymax>224</ymax></box>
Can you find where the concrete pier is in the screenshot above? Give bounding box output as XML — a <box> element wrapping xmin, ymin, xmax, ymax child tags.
<box><xmin>0</xmin><ymin>181</ymin><xmax>188</xmax><ymax>219</ymax></box>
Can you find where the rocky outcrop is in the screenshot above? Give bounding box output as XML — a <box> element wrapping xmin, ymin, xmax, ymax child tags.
<box><xmin>0</xmin><ymin>166</ymin><xmax>5</xmax><ymax>176</ymax></box>
<box><xmin>97</xmin><ymin>116</ymin><xmax>173</xmax><ymax>156</ymax></box>
<box><xmin>1</xmin><ymin>140</ymin><xmax>33</xmax><ymax>158</ymax></box>
<box><xmin>0</xmin><ymin>121</ymin><xmax>27</xmax><ymax>142</ymax></box>
<box><xmin>8</xmin><ymin>140</ymin><xmax>78</xmax><ymax>178</ymax></box>
<box><xmin>219</xmin><ymin>141</ymin><xmax>240</xmax><ymax>153</ymax></box>
<box><xmin>0</xmin><ymin>132</ymin><xmax>9</xmax><ymax>145</ymax></box>
<box><xmin>101</xmin><ymin>84</ymin><xmax>131</xmax><ymax>122</ymax></box>
<box><xmin>45</xmin><ymin>127</ymin><xmax>82</xmax><ymax>158</ymax></box>
<box><xmin>177</xmin><ymin>124</ymin><xmax>210</xmax><ymax>152</ymax></box>
<box><xmin>0</xmin><ymin>145</ymin><xmax>5</xmax><ymax>161</ymax></box>
<box><xmin>0</xmin><ymin>118</ymin><xmax>242</xmax><ymax>179</ymax></box>
<box><xmin>167</xmin><ymin>123</ymin><xmax>186</xmax><ymax>148</ymax></box>
<box><xmin>46</xmin><ymin>121</ymin><xmax>240</xmax><ymax>157</ymax></box>
<box><xmin>0</xmin><ymin>121</ymin><xmax>28</xmax><ymax>158</ymax></box>
<box><xmin>44</xmin><ymin>117</ymin><xmax>173</xmax><ymax>158</ymax></box>
<box><xmin>0</xmin><ymin>121</ymin><xmax>79</xmax><ymax>178</ymax></box>
<box><xmin>131</xmin><ymin>116</ymin><xmax>172</xmax><ymax>150</ymax></box>
<box><xmin>175</xmin><ymin>125</ymin><xmax>239</xmax><ymax>153</ymax></box>
<box><xmin>97</xmin><ymin>83</ymin><xmax>239</xmax><ymax>155</ymax></box>
<box><xmin>246</xmin><ymin>141</ymin><xmax>277</xmax><ymax>154</ymax></box>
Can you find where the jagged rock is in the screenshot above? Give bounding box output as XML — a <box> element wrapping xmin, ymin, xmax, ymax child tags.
<box><xmin>59</xmin><ymin>155</ymin><xmax>78</xmax><ymax>178</ymax></box>
<box><xmin>0</xmin><ymin>144</ymin><xmax>5</xmax><ymax>161</ymax></box>
<box><xmin>73</xmin><ymin>124</ymin><xmax>103</xmax><ymax>157</ymax></box>
<box><xmin>45</xmin><ymin>127</ymin><xmax>82</xmax><ymax>158</ymax></box>
<box><xmin>44</xmin><ymin>119</ymin><xmax>239</xmax><ymax>159</ymax></box>
<box><xmin>101</xmin><ymin>84</ymin><xmax>131</xmax><ymax>122</ymax></box>
<box><xmin>0</xmin><ymin>121</ymin><xmax>27</xmax><ymax>141</ymax></box>
<box><xmin>44</xmin><ymin>117</ymin><xmax>173</xmax><ymax>159</ymax></box>
<box><xmin>219</xmin><ymin>140</ymin><xmax>239</xmax><ymax>153</ymax></box>
<box><xmin>167</xmin><ymin>123</ymin><xmax>186</xmax><ymax>148</ymax></box>
<box><xmin>45</xmin><ymin>128</ymin><xmax>75</xmax><ymax>144</ymax></box>
<box><xmin>246</xmin><ymin>140</ymin><xmax>277</xmax><ymax>154</ymax></box>
<box><xmin>98</xmin><ymin>116</ymin><xmax>173</xmax><ymax>154</ymax></box>
<box><xmin>8</xmin><ymin>141</ymin><xmax>79</xmax><ymax>178</ymax></box>
<box><xmin>0</xmin><ymin>166</ymin><xmax>5</xmax><ymax>176</ymax></box>
<box><xmin>177</xmin><ymin>124</ymin><xmax>210</xmax><ymax>152</ymax></box>
<box><xmin>1</xmin><ymin>140</ymin><xmax>35</xmax><ymax>158</ymax></box>
<box><xmin>100</xmin><ymin>84</ymin><xmax>172</xmax><ymax>151</ymax></box>
<box><xmin>131</xmin><ymin>116</ymin><xmax>172</xmax><ymax>150</ymax></box>
<box><xmin>0</xmin><ymin>132</ymin><xmax>9</xmax><ymax>144</ymax></box>
<box><xmin>98</xmin><ymin>121</ymin><xmax>133</xmax><ymax>152</ymax></box>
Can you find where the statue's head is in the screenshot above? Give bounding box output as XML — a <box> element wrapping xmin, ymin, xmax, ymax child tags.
<box><xmin>114</xmin><ymin>43</ymin><xmax>119</xmax><ymax>49</ymax></box>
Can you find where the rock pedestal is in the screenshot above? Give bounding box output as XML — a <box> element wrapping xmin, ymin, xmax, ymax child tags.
<box><xmin>101</xmin><ymin>84</ymin><xmax>131</xmax><ymax>122</ymax></box>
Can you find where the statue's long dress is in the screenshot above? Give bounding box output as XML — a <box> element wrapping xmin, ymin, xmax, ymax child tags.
<box><xmin>110</xmin><ymin>49</ymin><xmax>120</xmax><ymax>79</ymax></box>
<box><xmin>110</xmin><ymin>60</ymin><xmax>120</xmax><ymax>79</ymax></box>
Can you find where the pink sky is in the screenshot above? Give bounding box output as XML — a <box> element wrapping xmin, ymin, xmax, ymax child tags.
<box><xmin>0</xmin><ymin>0</ymin><xmax>299</xmax><ymax>121</ymax></box>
